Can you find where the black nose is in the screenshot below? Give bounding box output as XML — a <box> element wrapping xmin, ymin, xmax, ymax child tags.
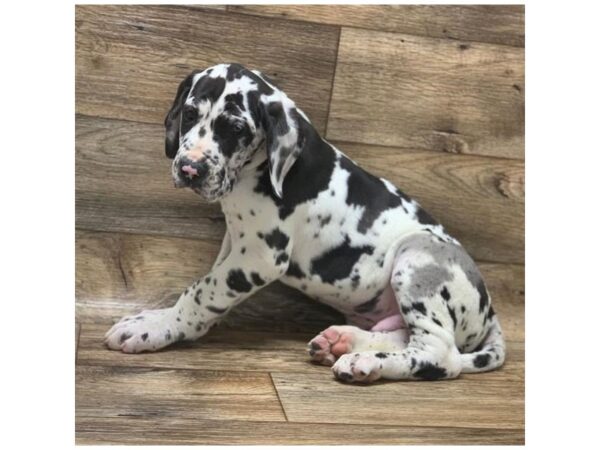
<box><xmin>178</xmin><ymin>159</ymin><xmax>208</xmax><ymax>183</ymax></box>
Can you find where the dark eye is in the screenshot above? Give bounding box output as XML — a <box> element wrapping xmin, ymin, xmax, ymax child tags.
<box><xmin>232</xmin><ymin>122</ymin><xmax>245</xmax><ymax>134</ymax></box>
<box><xmin>182</xmin><ymin>107</ymin><xmax>197</xmax><ymax>124</ymax></box>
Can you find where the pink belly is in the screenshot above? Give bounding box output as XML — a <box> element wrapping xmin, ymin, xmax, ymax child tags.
<box><xmin>370</xmin><ymin>314</ymin><xmax>406</xmax><ymax>332</ymax></box>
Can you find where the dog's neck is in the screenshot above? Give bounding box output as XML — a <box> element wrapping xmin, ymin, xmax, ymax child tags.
<box><xmin>243</xmin><ymin>139</ymin><xmax>269</xmax><ymax>172</ymax></box>
<box><xmin>219</xmin><ymin>140</ymin><xmax>268</xmax><ymax>211</ymax></box>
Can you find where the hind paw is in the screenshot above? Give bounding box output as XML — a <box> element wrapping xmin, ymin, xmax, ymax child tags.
<box><xmin>307</xmin><ymin>325</ymin><xmax>362</xmax><ymax>366</ymax></box>
<box><xmin>332</xmin><ymin>352</ymin><xmax>382</xmax><ymax>383</ymax></box>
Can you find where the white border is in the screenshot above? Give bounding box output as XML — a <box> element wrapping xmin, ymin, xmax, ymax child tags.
<box><xmin>7</xmin><ymin>1</ymin><xmax>600</xmax><ymax>449</ymax></box>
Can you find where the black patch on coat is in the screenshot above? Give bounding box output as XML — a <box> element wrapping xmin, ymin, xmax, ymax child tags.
<box><xmin>319</xmin><ymin>215</ymin><xmax>332</xmax><ymax>227</ymax></box>
<box><xmin>401</xmin><ymin>304</ymin><xmax>411</xmax><ymax>315</ymax></box>
<box><xmin>286</xmin><ymin>261</ymin><xmax>306</xmax><ymax>278</ymax></box>
<box><xmin>412</xmin><ymin>302</ymin><xmax>427</xmax><ymax>315</ymax></box>
<box><xmin>179</xmin><ymin>105</ymin><xmax>198</xmax><ymax>137</ymax></box>
<box><xmin>337</xmin><ymin>371</ymin><xmax>353</xmax><ymax>382</ymax></box>
<box><xmin>205</xmin><ymin>277</ymin><xmax>211</xmax><ymax>284</ymax></box>
<box><xmin>448</xmin><ymin>306</ymin><xmax>457</xmax><ymax>329</ymax></box>
<box><xmin>473</xmin><ymin>353</ymin><xmax>491</xmax><ymax>368</ymax></box>
<box><xmin>164</xmin><ymin>70</ymin><xmax>202</xmax><ymax>158</ymax></box>
<box><xmin>225</xmin><ymin>63</ymin><xmax>244</xmax><ymax>81</ymax></box>
<box><xmin>194</xmin><ymin>290</ymin><xmax>202</xmax><ymax>305</ymax></box>
<box><xmin>224</xmin><ymin>92</ymin><xmax>246</xmax><ymax>112</ymax></box>
<box><xmin>275</xmin><ymin>253</ymin><xmax>289</xmax><ymax>265</ymax></box>
<box><xmin>226</xmin><ymin>269</ymin><xmax>253</xmax><ymax>293</ymax></box>
<box><xmin>243</xmin><ymin>69</ymin><xmax>275</xmax><ymax>96</ymax></box>
<box><xmin>414</xmin><ymin>362</ymin><xmax>447</xmax><ymax>380</ymax></box>
<box><xmin>141</xmin><ymin>333</ymin><xmax>148</xmax><ymax>341</ymax></box>
<box><xmin>351</xmin><ymin>274</ymin><xmax>360</xmax><ymax>289</ymax></box>
<box><xmin>440</xmin><ymin>286</ymin><xmax>451</xmax><ymax>301</ymax></box>
<box><xmin>263</xmin><ymin>228</ymin><xmax>290</xmax><ymax>251</ymax></box>
<box><xmin>432</xmin><ymin>317</ymin><xmax>442</xmax><ymax>327</ymax></box>
<box><xmin>253</xmin><ymin>116</ymin><xmax>337</xmax><ymax>220</ymax></box>
<box><xmin>192</xmin><ymin>75</ymin><xmax>226</xmax><ymax>104</ymax></box>
<box><xmin>375</xmin><ymin>352</ymin><xmax>388</xmax><ymax>359</ymax></box>
<box><xmin>338</xmin><ymin>156</ymin><xmax>405</xmax><ymax>233</ymax></box>
<box><xmin>250</xmin><ymin>272</ymin><xmax>265</xmax><ymax>286</ymax></box>
<box><xmin>266</xmin><ymin>102</ymin><xmax>289</xmax><ymax>136</ymax></box>
<box><xmin>207</xmin><ymin>305</ymin><xmax>228</xmax><ymax>315</ymax></box>
<box><xmin>487</xmin><ymin>305</ymin><xmax>496</xmax><ymax>320</ymax></box>
<box><xmin>213</xmin><ymin>114</ymin><xmax>253</xmax><ymax>157</ymax></box>
<box><xmin>310</xmin><ymin>235</ymin><xmax>375</xmax><ymax>284</ymax></box>
<box><xmin>246</xmin><ymin>90</ymin><xmax>264</xmax><ymax>128</ymax></box>
<box><xmin>477</xmin><ymin>280</ymin><xmax>489</xmax><ymax>313</ymax></box>
<box><xmin>415</xmin><ymin>207</ymin><xmax>438</xmax><ymax>226</ymax></box>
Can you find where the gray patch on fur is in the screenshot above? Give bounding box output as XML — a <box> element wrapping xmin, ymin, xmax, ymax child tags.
<box><xmin>399</xmin><ymin>234</ymin><xmax>485</xmax><ymax>293</ymax></box>
<box><xmin>407</xmin><ymin>263</ymin><xmax>454</xmax><ymax>299</ymax></box>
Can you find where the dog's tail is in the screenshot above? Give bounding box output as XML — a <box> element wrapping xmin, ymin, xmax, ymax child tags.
<box><xmin>460</xmin><ymin>313</ymin><xmax>506</xmax><ymax>373</ymax></box>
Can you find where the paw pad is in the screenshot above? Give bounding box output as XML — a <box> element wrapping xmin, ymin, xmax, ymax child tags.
<box><xmin>307</xmin><ymin>326</ymin><xmax>356</xmax><ymax>366</ymax></box>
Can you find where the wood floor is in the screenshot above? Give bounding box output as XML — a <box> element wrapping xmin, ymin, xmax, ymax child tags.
<box><xmin>75</xmin><ymin>5</ymin><xmax>525</xmax><ymax>445</ymax></box>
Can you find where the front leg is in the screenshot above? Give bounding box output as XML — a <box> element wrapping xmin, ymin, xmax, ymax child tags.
<box><xmin>104</xmin><ymin>245</ymin><xmax>285</xmax><ymax>353</ymax></box>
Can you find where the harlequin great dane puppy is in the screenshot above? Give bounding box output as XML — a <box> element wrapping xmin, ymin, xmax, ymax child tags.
<box><xmin>104</xmin><ymin>63</ymin><xmax>506</xmax><ymax>382</ymax></box>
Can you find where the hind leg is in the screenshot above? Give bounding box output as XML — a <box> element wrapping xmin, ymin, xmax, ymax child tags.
<box><xmin>308</xmin><ymin>325</ymin><xmax>409</xmax><ymax>366</ymax></box>
<box><xmin>332</xmin><ymin>329</ymin><xmax>462</xmax><ymax>382</ymax></box>
<box><xmin>332</xmin><ymin>233</ymin><xmax>490</xmax><ymax>383</ymax></box>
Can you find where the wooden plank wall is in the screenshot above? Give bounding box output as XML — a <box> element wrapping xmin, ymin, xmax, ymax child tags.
<box><xmin>76</xmin><ymin>4</ymin><xmax>524</xmax><ymax>324</ymax></box>
<box><xmin>76</xmin><ymin>6</ymin><xmax>524</xmax><ymax>444</ymax></box>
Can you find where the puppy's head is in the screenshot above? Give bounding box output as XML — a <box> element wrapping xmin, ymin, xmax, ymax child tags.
<box><xmin>164</xmin><ymin>63</ymin><xmax>308</xmax><ymax>202</ymax></box>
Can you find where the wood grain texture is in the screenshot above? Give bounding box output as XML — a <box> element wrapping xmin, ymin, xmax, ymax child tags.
<box><xmin>76</xmin><ymin>114</ymin><xmax>224</xmax><ymax>242</ymax></box>
<box><xmin>230</xmin><ymin>5</ymin><xmax>524</xmax><ymax>47</ymax></box>
<box><xmin>478</xmin><ymin>262</ymin><xmax>524</xmax><ymax>341</ymax></box>
<box><xmin>75</xmin><ymin>5</ymin><xmax>339</xmax><ymax>132</ymax></box>
<box><xmin>327</xmin><ymin>27</ymin><xmax>524</xmax><ymax>159</ymax></box>
<box><xmin>76</xmin><ymin>323</ymin><xmax>81</xmax><ymax>361</ymax></box>
<box><xmin>78</xmin><ymin>322</ymin><xmax>522</xmax><ymax>375</ymax></box>
<box><xmin>77</xmin><ymin>322</ymin><xmax>523</xmax><ymax>443</ymax></box>
<box><xmin>340</xmin><ymin>141</ymin><xmax>524</xmax><ymax>263</ymax></box>
<box><xmin>271</xmin><ymin>347</ymin><xmax>524</xmax><ymax>430</ymax></box>
<box><xmin>79</xmin><ymin>324</ymin><xmax>329</xmax><ymax>374</ymax></box>
<box><xmin>76</xmin><ymin>416</ymin><xmax>524</xmax><ymax>445</ymax></box>
<box><xmin>75</xmin><ymin>230</ymin><xmax>523</xmax><ymax>340</ymax></box>
<box><xmin>76</xmin><ymin>115</ymin><xmax>523</xmax><ymax>262</ymax></box>
<box><xmin>75</xmin><ymin>229</ymin><xmax>344</xmax><ymax>332</ymax></box>
<box><xmin>76</xmin><ymin>365</ymin><xmax>285</xmax><ymax>422</ymax></box>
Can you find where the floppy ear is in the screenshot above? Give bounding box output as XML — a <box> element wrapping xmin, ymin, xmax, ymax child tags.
<box><xmin>263</xmin><ymin>101</ymin><xmax>305</xmax><ymax>198</ymax></box>
<box><xmin>164</xmin><ymin>72</ymin><xmax>197</xmax><ymax>159</ymax></box>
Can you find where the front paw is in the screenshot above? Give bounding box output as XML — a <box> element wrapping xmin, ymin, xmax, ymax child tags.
<box><xmin>104</xmin><ymin>308</ymin><xmax>183</xmax><ymax>353</ymax></box>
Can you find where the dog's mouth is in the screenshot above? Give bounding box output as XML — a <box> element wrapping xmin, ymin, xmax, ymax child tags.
<box><xmin>173</xmin><ymin>172</ymin><xmax>227</xmax><ymax>203</ymax></box>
